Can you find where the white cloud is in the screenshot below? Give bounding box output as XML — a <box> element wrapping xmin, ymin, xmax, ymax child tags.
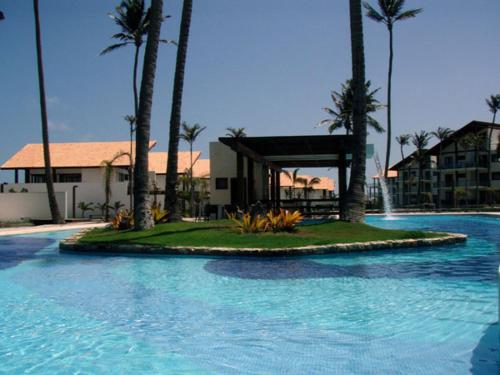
<box><xmin>48</xmin><ymin>120</ymin><xmax>71</xmax><ymax>132</ymax></box>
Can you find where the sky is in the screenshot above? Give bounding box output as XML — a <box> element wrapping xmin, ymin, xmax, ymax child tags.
<box><xmin>1</xmin><ymin>0</ymin><xmax>499</xmax><ymax>186</ymax></box>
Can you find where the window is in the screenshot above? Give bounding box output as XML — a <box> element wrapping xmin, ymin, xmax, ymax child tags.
<box><xmin>492</xmin><ymin>173</ymin><xmax>500</xmax><ymax>181</ymax></box>
<box><xmin>118</xmin><ymin>173</ymin><xmax>129</xmax><ymax>182</ymax></box>
<box><xmin>215</xmin><ymin>178</ymin><xmax>228</xmax><ymax>190</ymax></box>
<box><xmin>30</xmin><ymin>174</ymin><xmax>46</xmax><ymax>183</ymax></box>
<box><xmin>58</xmin><ymin>174</ymin><xmax>82</xmax><ymax>183</ymax></box>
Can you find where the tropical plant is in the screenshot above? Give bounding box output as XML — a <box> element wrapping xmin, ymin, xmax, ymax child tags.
<box><xmin>225</xmin><ymin>127</ymin><xmax>247</xmax><ymax>138</ymax></box>
<box><xmin>299</xmin><ymin>177</ymin><xmax>321</xmax><ymax>200</ymax></box>
<box><xmin>283</xmin><ymin>168</ymin><xmax>303</xmax><ymax>199</ymax></box>
<box><xmin>133</xmin><ymin>0</ymin><xmax>163</xmax><ymax>230</ymax></box>
<box><xmin>78</xmin><ymin>202</ymin><xmax>94</xmax><ymax>218</ymax></box>
<box><xmin>8</xmin><ymin>188</ymin><xmax>16</xmax><ymax>193</ymax></box>
<box><xmin>180</xmin><ymin>122</ymin><xmax>206</xmax><ymax>217</ymax></box>
<box><xmin>96</xmin><ymin>202</ymin><xmax>111</xmax><ymax>218</ymax></box>
<box><xmin>266</xmin><ymin>209</ymin><xmax>303</xmax><ymax>233</ymax></box>
<box><xmin>33</xmin><ymin>0</ymin><xmax>63</xmax><ymax>224</ymax></box>
<box><xmin>111</xmin><ymin>209</ymin><xmax>134</xmax><ymax>230</ymax></box>
<box><xmin>395</xmin><ymin>134</ymin><xmax>410</xmax><ymax>160</ymax></box>
<box><xmin>343</xmin><ymin>0</ymin><xmax>368</xmax><ymax>223</ymax></box>
<box><xmin>411</xmin><ymin>130</ymin><xmax>431</xmax><ymax>205</ymax></box>
<box><xmin>150</xmin><ymin>201</ymin><xmax>168</xmax><ymax>224</ymax></box>
<box><xmin>364</xmin><ymin>0</ymin><xmax>422</xmax><ymax>177</ymax></box>
<box><xmin>431</xmin><ymin>126</ymin><xmax>453</xmax><ymax>208</ymax></box>
<box><xmin>101</xmin><ymin>151</ymin><xmax>129</xmax><ymax>221</ymax></box>
<box><xmin>318</xmin><ymin>79</ymin><xmax>384</xmax><ymax>135</ymax></box>
<box><xmin>228</xmin><ymin>212</ymin><xmax>268</xmax><ymax>234</ymax></box>
<box><xmin>164</xmin><ymin>0</ymin><xmax>194</xmax><ymax>221</ymax></box>
<box><xmin>486</xmin><ymin>94</ymin><xmax>500</xmax><ymax>185</ymax></box>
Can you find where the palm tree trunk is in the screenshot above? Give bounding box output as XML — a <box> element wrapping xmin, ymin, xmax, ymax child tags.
<box><xmin>33</xmin><ymin>0</ymin><xmax>63</xmax><ymax>224</ymax></box>
<box><xmin>129</xmin><ymin>124</ymin><xmax>133</xmax><ymax>209</ymax></box>
<box><xmin>384</xmin><ymin>25</ymin><xmax>393</xmax><ymax>178</ymax></box>
<box><xmin>133</xmin><ymin>0</ymin><xmax>163</xmax><ymax>231</ymax></box>
<box><xmin>165</xmin><ymin>0</ymin><xmax>193</xmax><ymax>221</ymax></box>
<box><xmin>133</xmin><ymin>45</ymin><xmax>140</xmax><ymax>117</ymax></box>
<box><xmin>343</xmin><ymin>0</ymin><xmax>367</xmax><ymax>223</ymax></box>
<box><xmin>189</xmin><ymin>143</ymin><xmax>195</xmax><ymax>217</ymax></box>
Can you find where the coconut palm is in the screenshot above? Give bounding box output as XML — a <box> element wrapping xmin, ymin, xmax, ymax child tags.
<box><xmin>95</xmin><ymin>203</ymin><xmax>111</xmax><ymax>218</ymax></box>
<box><xmin>124</xmin><ymin>114</ymin><xmax>136</xmax><ymax>208</ymax></box>
<box><xmin>364</xmin><ymin>0</ymin><xmax>422</xmax><ymax>177</ymax></box>
<box><xmin>318</xmin><ymin>79</ymin><xmax>384</xmax><ymax>135</ymax></box>
<box><xmin>113</xmin><ymin>201</ymin><xmax>125</xmax><ymax>215</ymax></box>
<box><xmin>33</xmin><ymin>0</ymin><xmax>63</xmax><ymax>224</ymax></box>
<box><xmin>431</xmin><ymin>126</ymin><xmax>453</xmax><ymax>208</ymax></box>
<box><xmin>165</xmin><ymin>0</ymin><xmax>194</xmax><ymax>221</ymax></box>
<box><xmin>180</xmin><ymin>122</ymin><xmax>206</xmax><ymax>217</ymax></box>
<box><xmin>486</xmin><ymin>94</ymin><xmax>500</xmax><ymax>185</ymax></box>
<box><xmin>283</xmin><ymin>168</ymin><xmax>303</xmax><ymax>199</ymax></box>
<box><xmin>225</xmin><ymin>127</ymin><xmax>247</xmax><ymax>138</ymax></box>
<box><xmin>299</xmin><ymin>177</ymin><xmax>321</xmax><ymax>200</ymax></box>
<box><xmin>343</xmin><ymin>0</ymin><xmax>368</xmax><ymax>223</ymax></box>
<box><xmin>395</xmin><ymin>133</ymin><xmax>410</xmax><ymax>160</ymax></box>
<box><xmin>133</xmin><ymin>0</ymin><xmax>163</xmax><ymax>230</ymax></box>
<box><xmin>411</xmin><ymin>130</ymin><xmax>431</xmax><ymax>206</ymax></box>
<box><xmin>101</xmin><ymin>151</ymin><xmax>129</xmax><ymax>221</ymax></box>
<box><xmin>77</xmin><ymin>202</ymin><xmax>94</xmax><ymax>218</ymax></box>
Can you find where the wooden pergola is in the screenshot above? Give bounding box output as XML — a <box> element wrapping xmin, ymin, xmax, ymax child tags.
<box><xmin>219</xmin><ymin>135</ymin><xmax>355</xmax><ymax>211</ymax></box>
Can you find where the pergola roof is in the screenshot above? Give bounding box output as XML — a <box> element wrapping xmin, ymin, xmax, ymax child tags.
<box><xmin>219</xmin><ymin>135</ymin><xmax>356</xmax><ymax>168</ymax></box>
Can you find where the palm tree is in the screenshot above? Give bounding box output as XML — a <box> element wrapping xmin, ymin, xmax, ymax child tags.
<box><xmin>486</xmin><ymin>94</ymin><xmax>500</xmax><ymax>185</ymax></box>
<box><xmin>395</xmin><ymin>134</ymin><xmax>410</xmax><ymax>160</ymax></box>
<box><xmin>165</xmin><ymin>0</ymin><xmax>194</xmax><ymax>221</ymax></box>
<box><xmin>411</xmin><ymin>130</ymin><xmax>431</xmax><ymax>206</ymax></box>
<box><xmin>180</xmin><ymin>122</ymin><xmax>206</xmax><ymax>217</ymax></box>
<box><xmin>299</xmin><ymin>177</ymin><xmax>321</xmax><ymax>200</ymax></box>
<box><xmin>101</xmin><ymin>151</ymin><xmax>129</xmax><ymax>221</ymax></box>
<box><xmin>33</xmin><ymin>0</ymin><xmax>63</xmax><ymax>224</ymax></box>
<box><xmin>77</xmin><ymin>202</ymin><xmax>94</xmax><ymax>218</ymax></box>
<box><xmin>113</xmin><ymin>201</ymin><xmax>125</xmax><ymax>214</ymax></box>
<box><xmin>364</xmin><ymin>0</ymin><xmax>422</xmax><ymax>178</ymax></box>
<box><xmin>124</xmin><ymin>114</ymin><xmax>136</xmax><ymax>208</ymax></box>
<box><xmin>133</xmin><ymin>0</ymin><xmax>163</xmax><ymax>230</ymax></box>
<box><xmin>96</xmin><ymin>203</ymin><xmax>111</xmax><ymax>218</ymax></box>
<box><xmin>343</xmin><ymin>0</ymin><xmax>368</xmax><ymax>223</ymax></box>
<box><xmin>283</xmin><ymin>168</ymin><xmax>303</xmax><ymax>199</ymax></box>
<box><xmin>431</xmin><ymin>126</ymin><xmax>453</xmax><ymax>208</ymax></box>
<box><xmin>225</xmin><ymin>127</ymin><xmax>247</xmax><ymax>138</ymax></box>
<box><xmin>318</xmin><ymin>79</ymin><xmax>384</xmax><ymax>135</ymax></box>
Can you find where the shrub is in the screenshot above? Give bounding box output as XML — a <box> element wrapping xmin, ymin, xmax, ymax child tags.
<box><xmin>228</xmin><ymin>209</ymin><xmax>303</xmax><ymax>234</ymax></box>
<box><xmin>111</xmin><ymin>209</ymin><xmax>134</xmax><ymax>230</ymax></box>
<box><xmin>151</xmin><ymin>202</ymin><xmax>169</xmax><ymax>224</ymax></box>
<box><xmin>227</xmin><ymin>211</ymin><xmax>268</xmax><ymax>233</ymax></box>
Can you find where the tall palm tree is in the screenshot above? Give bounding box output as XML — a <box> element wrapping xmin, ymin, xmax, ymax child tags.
<box><xmin>180</xmin><ymin>122</ymin><xmax>206</xmax><ymax>217</ymax></box>
<box><xmin>283</xmin><ymin>168</ymin><xmax>302</xmax><ymax>199</ymax></box>
<box><xmin>133</xmin><ymin>0</ymin><xmax>163</xmax><ymax>230</ymax></box>
<box><xmin>486</xmin><ymin>94</ymin><xmax>500</xmax><ymax>185</ymax></box>
<box><xmin>364</xmin><ymin>0</ymin><xmax>422</xmax><ymax>178</ymax></box>
<box><xmin>343</xmin><ymin>0</ymin><xmax>368</xmax><ymax>223</ymax></box>
<box><xmin>101</xmin><ymin>151</ymin><xmax>129</xmax><ymax>221</ymax></box>
<box><xmin>124</xmin><ymin>114</ymin><xmax>136</xmax><ymax>208</ymax></box>
<box><xmin>225</xmin><ymin>127</ymin><xmax>247</xmax><ymax>138</ymax></box>
<box><xmin>411</xmin><ymin>130</ymin><xmax>431</xmax><ymax>206</ymax></box>
<box><xmin>299</xmin><ymin>177</ymin><xmax>321</xmax><ymax>200</ymax></box>
<box><xmin>165</xmin><ymin>0</ymin><xmax>194</xmax><ymax>221</ymax></box>
<box><xmin>395</xmin><ymin>133</ymin><xmax>410</xmax><ymax>160</ymax></box>
<box><xmin>101</xmin><ymin>0</ymin><xmax>151</xmax><ymax>118</ymax></box>
<box><xmin>318</xmin><ymin>79</ymin><xmax>384</xmax><ymax>135</ymax></box>
<box><xmin>431</xmin><ymin>126</ymin><xmax>453</xmax><ymax>208</ymax></box>
<box><xmin>33</xmin><ymin>0</ymin><xmax>63</xmax><ymax>224</ymax></box>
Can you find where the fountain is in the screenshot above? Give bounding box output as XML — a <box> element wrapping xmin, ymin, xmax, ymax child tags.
<box><xmin>373</xmin><ymin>153</ymin><xmax>396</xmax><ymax>219</ymax></box>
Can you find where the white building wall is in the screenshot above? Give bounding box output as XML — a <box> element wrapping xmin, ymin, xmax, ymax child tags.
<box><xmin>0</xmin><ymin>192</ymin><xmax>67</xmax><ymax>221</ymax></box>
<box><xmin>209</xmin><ymin>142</ymin><xmax>238</xmax><ymax>206</ymax></box>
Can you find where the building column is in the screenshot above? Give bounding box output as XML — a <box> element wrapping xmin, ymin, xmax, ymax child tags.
<box><xmin>338</xmin><ymin>152</ymin><xmax>347</xmax><ymax>215</ymax></box>
<box><xmin>25</xmin><ymin>169</ymin><xmax>30</xmax><ymax>183</ymax></box>
<box><xmin>270</xmin><ymin>169</ymin><xmax>276</xmax><ymax>210</ymax></box>
<box><xmin>247</xmin><ymin>158</ymin><xmax>254</xmax><ymax>204</ymax></box>
<box><xmin>275</xmin><ymin>171</ymin><xmax>281</xmax><ymax>209</ymax></box>
<box><xmin>14</xmin><ymin>169</ymin><xmax>19</xmax><ymax>184</ymax></box>
<box><xmin>236</xmin><ymin>151</ymin><xmax>245</xmax><ymax>208</ymax></box>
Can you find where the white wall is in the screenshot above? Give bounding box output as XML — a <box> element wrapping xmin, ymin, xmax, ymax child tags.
<box><xmin>0</xmin><ymin>192</ymin><xmax>67</xmax><ymax>221</ymax></box>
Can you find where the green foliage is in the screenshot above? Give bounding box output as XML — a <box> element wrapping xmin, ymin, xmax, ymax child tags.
<box><xmin>111</xmin><ymin>209</ymin><xmax>134</xmax><ymax>230</ymax></box>
<box><xmin>20</xmin><ymin>188</ymin><xmax>29</xmax><ymax>193</ymax></box>
<box><xmin>228</xmin><ymin>209</ymin><xmax>304</xmax><ymax>234</ymax></box>
<box><xmin>228</xmin><ymin>212</ymin><xmax>268</xmax><ymax>234</ymax></box>
<box><xmin>8</xmin><ymin>188</ymin><xmax>16</xmax><ymax>193</ymax></box>
<box><xmin>150</xmin><ymin>202</ymin><xmax>169</xmax><ymax>224</ymax></box>
<box><xmin>77</xmin><ymin>201</ymin><xmax>94</xmax><ymax>218</ymax></box>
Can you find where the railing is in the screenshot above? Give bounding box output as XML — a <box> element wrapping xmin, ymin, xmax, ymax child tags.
<box><xmin>441</xmin><ymin>161</ymin><xmax>488</xmax><ymax>169</ymax></box>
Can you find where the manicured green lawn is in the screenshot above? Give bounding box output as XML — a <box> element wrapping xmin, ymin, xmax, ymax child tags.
<box><xmin>79</xmin><ymin>220</ymin><xmax>440</xmax><ymax>249</ymax></box>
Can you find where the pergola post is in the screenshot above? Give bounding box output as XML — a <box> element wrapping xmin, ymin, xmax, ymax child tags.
<box><xmin>247</xmin><ymin>158</ymin><xmax>254</xmax><ymax>204</ymax></box>
<box><xmin>275</xmin><ymin>170</ymin><xmax>281</xmax><ymax>209</ymax></box>
<box><xmin>338</xmin><ymin>152</ymin><xmax>347</xmax><ymax>215</ymax></box>
<box><xmin>270</xmin><ymin>169</ymin><xmax>276</xmax><ymax>210</ymax></box>
<box><xmin>25</xmin><ymin>169</ymin><xmax>30</xmax><ymax>183</ymax></box>
<box><xmin>14</xmin><ymin>169</ymin><xmax>19</xmax><ymax>184</ymax></box>
<box><xmin>236</xmin><ymin>151</ymin><xmax>245</xmax><ymax>209</ymax></box>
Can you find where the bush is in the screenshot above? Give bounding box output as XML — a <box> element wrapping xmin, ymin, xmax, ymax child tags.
<box><xmin>228</xmin><ymin>209</ymin><xmax>303</xmax><ymax>234</ymax></box>
<box><xmin>111</xmin><ymin>209</ymin><xmax>134</xmax><ymax>230</ymax></box>
<box><xmin>151</xmin><ymin>202</ymin><xmax>169</xmax><ymax>224</ymax></box>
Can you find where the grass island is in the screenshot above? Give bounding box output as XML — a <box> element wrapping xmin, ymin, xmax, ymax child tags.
<box><xmin>63</xmin><ymin>220</ymin><xmax>467</xmax><ymax>256</ymax></box>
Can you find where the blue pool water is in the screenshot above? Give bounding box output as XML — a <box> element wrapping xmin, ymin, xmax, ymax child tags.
<box><xmin>0</xmin><ymin>215</ymin><xmax>498</xmax><ymax>374</ymax></box>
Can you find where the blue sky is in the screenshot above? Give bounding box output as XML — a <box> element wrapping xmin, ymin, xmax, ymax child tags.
<box><xmin>1</xmin><ymin>0</ymin><xmax>499</xmax><ymax>184</ymax></box>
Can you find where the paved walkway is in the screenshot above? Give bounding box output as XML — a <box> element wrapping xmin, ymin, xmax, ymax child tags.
<box><xmin>0</xmin><ymin>222</ymin><xmax>108</xmax><ymax>237</ymax></box>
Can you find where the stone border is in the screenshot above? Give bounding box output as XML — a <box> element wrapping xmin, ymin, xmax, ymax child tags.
<box><xmin>59</xmin><ymin>229</ymin><xmax>467</xmax><ymax>257</ymax></box>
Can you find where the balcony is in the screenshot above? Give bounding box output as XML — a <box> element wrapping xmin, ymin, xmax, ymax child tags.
<box><xmin>440</xmin><ymin>161</ymin><xmax>488</xmax><ymax>169</ymax></box>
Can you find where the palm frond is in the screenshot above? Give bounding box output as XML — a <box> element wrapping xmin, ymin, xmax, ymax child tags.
<box><xmin>100</xmin><ymin>42</ymin><xmax>130</xmax><ymax>55</ymax></box>
<box><xmin>160</xmin><ymin>39</ymin><xmax>178</xmax><ymax>46</ymax></box>
<box><xmin>363</xmin><ymin>2</ymin><xmax>385</xmax><ymax>23</ymax></box>
<box><xmin>395</xmin><ymin>8</ymin><xmax>423</xmax><ymax>21</ymax></box>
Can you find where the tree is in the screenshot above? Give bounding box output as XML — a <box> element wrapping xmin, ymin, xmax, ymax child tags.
<box><xmin>78</xmin><ymin>202</ymin><xmax>94</xmax><ymax>218</ymax></box>
<box><xmin>431</xmin><ymin>126</ymin><xmax>453</xmax><ymax>208</ymax></box>
<box><xmin>225</xmin><ymin>127</ymin><xmax>247</xmax><ymax>138</ymax></box>
<box><xmin>33</xmin><ymin>0</ymin><xmax>64</xmax><ymax>224</ymax></box>
<box><xmin>101</xmin><ymin>151</ymin><xmax>129</xmax><ymax>221</ymax></box>
<box><xmin>180</xmin><ymin>122</ymin><xmax>206</xmax><ymax>217</ymax></box>
<box><xmin>486</xmin><ymin>94</ymin><xmax>500</xmax><ymax>185</ymax></box>
<box><xmin>299</xmin><ymin>177</ymin><xmax>321</xmax><ymax>200</ymax></box>
<box><xmin>411</xmin><ymin>130</ymin><xmax>431</xmax><ymax>206</ymax></box>
<box><xmin>318</xmin><ymin>79</ymin><xmax>384</xmax><ymax>135</ymax></box>
<box><xmin>364</xmin><ymin>0</ymin><xmax>422</xmax><ymax>178</ymax></box>
<box><xmin>395</xmin><ymin>133</ymin><xmax>410</xmax><ymax>160</ymax></box>
<box><xmin>133</xmin><ymin>0</ymin><xmax>163</xmax><ymax>230</ymax></box>
<box><xmin>101</xmin><ymin>1</ymin><xmax>173</xmax><ymax>117</ymax></box>
<box><xmin>283</xmin><ymin>168</ymin><xmax>303</xmax><ymax>199</ymax></box>
<box><xmin>165</xmin><ymin>0</ymin><xmax>194</xmax><ymax>221</ymax></box>
<box><xmin>342</xmin><ymin>0</ymin><xmax>368</xmax><ymax>222</ymax></box>
<box><xmin>95</xmin><ymin>203</ymin><xmax>111</xmax><ymax>218</ymax></box>
<box><xmin>124</xmin><ymin>114</ymin><xmax>136</xmax><ymax>209</ymax></box>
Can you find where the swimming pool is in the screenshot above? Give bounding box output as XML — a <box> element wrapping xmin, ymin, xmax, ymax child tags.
<box><xmin>0</xmin><ymin>215</ymin><xmax>498</xmax><ymax>374</ymax></box>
